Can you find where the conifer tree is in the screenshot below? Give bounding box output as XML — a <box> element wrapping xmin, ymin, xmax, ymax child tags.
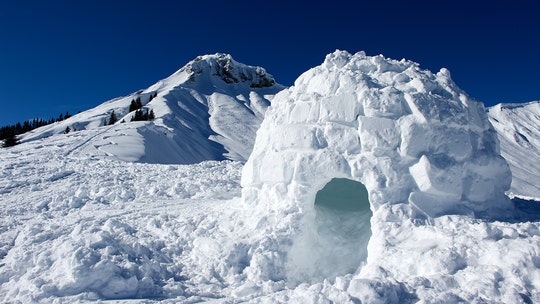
<box><xmin>64</xmin><ymin>126</ymin><xmax>71</xmax><ymax>134</ymax></box>
<box><xmin>143</xmin><ymin>109</ymin><xmax>149</xmax><ymax>120</ymax></box>
<box><xmin>108</xmin><ymin>110</ymin><xmax>117</xmax><ymax>125</ymax></box>
<box><xmin>129</xmin><ymin>99</ymin><xmax>137</xmax><ymax>112</ymax></box>
<box><xmin>2</xmin><ymin>128</ymin><xmax>18</xmax><ymax>147</ymax></box>
<box><xmin>22</xmin><ymin>121</ymin><xmax>31</xmax><ymax>133</ymax></box>
<box><xmin>131</xmin><ymin>109</ymin><xmax>141</xmax><ymax>122</ymax></box>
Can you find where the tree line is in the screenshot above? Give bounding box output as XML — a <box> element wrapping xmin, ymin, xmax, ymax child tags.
<box><xmin>2</xmin><ymin>93</ymin><xmax>159</xmax><ymax>148</ymax></box>
<box><xmin>105</xmin><ymin>95</ymin><xmax>156</xmax><ymax>126</ymax></box>
<box><xmin>127</xmin><ymin>95</ymin><xmax>156</xmax><ymax>122</ymax></box>
<box><xmin>1</xmin><ymin>112</ymin><xmax>72</xmax><ymax>147</ymax></box>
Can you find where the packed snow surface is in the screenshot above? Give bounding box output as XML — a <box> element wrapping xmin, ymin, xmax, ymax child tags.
<box><xmin>1</xmin><ymin>51</ymin><xmax>539</xmax><ymax>303</ymax></box>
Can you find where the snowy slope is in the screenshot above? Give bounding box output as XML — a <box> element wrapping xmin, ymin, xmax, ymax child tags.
<box><xmin>20</xmin><ymin>53</ymin><xmax>284</xmax><ymax>164</ymax></box>
<box><xmin>488</xmin><ymin>101</ymin><xmax>540</xmax><ymax>199</ymax></box>
<box><xmin>1</xmin><ymin>51</ymin><xmax>539</xmax><ymax>304</ymax></box>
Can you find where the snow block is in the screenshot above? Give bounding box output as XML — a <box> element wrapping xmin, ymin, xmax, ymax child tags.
<box><xmin>409</xmin><ymin>155</ymin><xmax>463</xmax><ymax>200</ymax></box>
<box><xmin>241</xmin><ymin>50</ymin><xmax>512</xmax><ymax>283</ymax></box>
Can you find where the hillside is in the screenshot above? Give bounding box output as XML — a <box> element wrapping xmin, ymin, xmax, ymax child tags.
<box><xmin>19</xmin><ymin>53</ymin><xmax>285</xmax><ymax>164</ymax></box>
<box><xmin>0</xmin><ymin>51</ymin><xmax>539</xmax><ymax>303</ymax></box>
<box><xmin>487</xmin><ymin>101</ymin><xmax>540</xmax><ymax>198</ymax></box>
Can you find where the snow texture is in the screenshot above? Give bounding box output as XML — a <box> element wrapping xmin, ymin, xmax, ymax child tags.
<box><xmin>1</xmin><ymin>51</ymin><xmax>539</xmax><ymax>303</ymax></box>
<box><xmin>20</xmin><ymin>53</ymin><xmax>284</xmax><ymax>164</ymax></box>
<box><xmin>241</xmin><ymin>50</ymin><xmax>538</xmax><ymax>300</ymax></box>
<box><xmin>488</xmin><ymin>101</ymin><xmax>540</xmax><ymax>199</ymax></box>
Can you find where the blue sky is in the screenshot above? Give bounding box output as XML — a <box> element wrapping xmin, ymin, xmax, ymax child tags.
<box><xmin>0</xmin><ymin>0</ymin><xmax>538</xmax><ymax>126</ymax></box>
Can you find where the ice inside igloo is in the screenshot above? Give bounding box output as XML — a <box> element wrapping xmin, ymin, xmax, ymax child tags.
<box><xmin>240</xmin><ymin>50</ymin><xmax>512</xmax><ymax>285</ymax></box>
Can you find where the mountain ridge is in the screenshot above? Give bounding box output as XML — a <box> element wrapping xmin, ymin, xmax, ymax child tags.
<box><xmin>9</xmin><ymin>53</ymin><xmax>540</xmax><ymax>199</ymax></box>
<box><xmin>19</xmin><ymin>53</ymin><xmax>285</xmax><ymax>164</ymax></box>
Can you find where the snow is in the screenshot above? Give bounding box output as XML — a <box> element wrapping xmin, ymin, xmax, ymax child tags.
<box><xmin>20</xmin><ymin>53</ymin><xmax>285</xmax><ymax>165</ymax></box>
<box><xmin>488</xmin><ymin>101</ymin><xmax>540</xmax><ymax>199</ymax></box>
<box><xmin>1</xmin><ymin>51</ymin><xmax>539</xmax><ymax>303</ymax></box>
<box><xmin>0</xmin><ymin>133</ymin><xmax>244</xmax><ymax>302</ymax></box>
<box><xmin>241</xmin><ymin>50</ymin><xmax>539</xmax><ymax>301</ymax></box>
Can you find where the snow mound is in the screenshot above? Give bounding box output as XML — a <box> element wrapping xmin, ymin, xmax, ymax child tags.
<box><xmin>488</xmin><ymin>101</ymin><xmax>540</xmax><ymax>199</ymax></box>
<box><xmin>20</xmin><ymin>53</ymin><xmax>284</xmax><ymax>164</ymax></box>
<box><xmin>241</xmin><ymin>50</ymin><xmax>513</xmax><ymax>284</ymax></box>
<box><xmin>0</xmin><ymin>133</ymin><xmax>244</xmax><ymax>302</ymax></box>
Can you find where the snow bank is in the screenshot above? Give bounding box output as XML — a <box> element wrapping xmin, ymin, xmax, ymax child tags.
<box><xmin>241</xmin><ymin>50</ymin><xmax>513</xmax><ymax>284</ymax></box>
<box><xmin>0</xmin><ymin>133</ymin><xmax>244</xmax><ymax>302</ymax></box>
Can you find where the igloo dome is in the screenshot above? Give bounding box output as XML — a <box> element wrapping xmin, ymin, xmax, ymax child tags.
<box><xmin>240</xmin><ymin>50</ymin><xmax>512</xmax><ymax>284</ymax></box>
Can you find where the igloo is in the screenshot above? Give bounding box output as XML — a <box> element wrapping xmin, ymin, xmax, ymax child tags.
<box><xmin>241</xmin><ymin>50</ymin><xmax>512</xmax><ymax>284</ymax></box>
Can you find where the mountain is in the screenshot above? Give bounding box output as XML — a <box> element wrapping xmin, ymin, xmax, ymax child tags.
<box><xmin>20</xmin><ymin>53</ymin><xmax>285</xmax><ymax>164</ymax></box>
<box><xmin>1</xmin><ymin>51</ymin><xmax>540</xmax><ymax>303</ymax></box>
<box><xmin>487</xmin><ymin>101</ymin><xmax>540</xmax><ymax>199</ymax></box>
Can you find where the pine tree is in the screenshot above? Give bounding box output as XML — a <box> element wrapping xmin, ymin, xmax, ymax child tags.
<box><xmin>108</xmin><ymin>110</ymin><xmax>117</xmax><ymax>125</ymax></box>
<box><xmin>129</xmin><ymin>99</ymin><xmax>137</xmax><ymax>112</ymax></box>
<box><xmin>143</xmin><ymin>109</ymin><xmax>149</xmax><ymax>120</ymax></box>
<box><xmin>64</xmin><ymin>126</ymin><xmax>71</xmax><ymax>134</ymax></box>
<box><xmin>2</xmin><ymin>128</ymin><xmax>18</xmax><ymax>147</ymax></box>
<box><xmin>148</xmin><ymin>109</ymin><xmax>155</xmax><ymax>120</ymax></box>
<box><xmin>131</xmin><ymin>109</ymin><xmax>141</xmax><ymax>122</ymax></box>
<box><xmin>22</xmin><ymin>121</ymin><xmax>31</xmax><ymax>133</ymax></box>
<box><xmin>129</xmin><ymin>98</ymin><xmax>143</xmax><ymax>113</ymax></box>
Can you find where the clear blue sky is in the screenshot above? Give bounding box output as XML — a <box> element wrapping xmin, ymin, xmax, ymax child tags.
<box><xmin>1</xmin><ymin>0</ymin><xmax>538</xmax><ymax>126</ymax></box>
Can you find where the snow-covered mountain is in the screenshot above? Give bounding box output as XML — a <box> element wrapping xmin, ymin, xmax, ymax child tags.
<box><xmin>487</xmin><ymin>101</ymin><xmax>540</xmax><ymax>198</ymax></box>
<box><xmin>20</xmin><ymin>53</ymin><xmax>285</xmax><ymax>164</ymax></box>
<box><xmin>1</xmin><ymin>51</ymin><xmax>539</xmax><ymax>303</ymax></box>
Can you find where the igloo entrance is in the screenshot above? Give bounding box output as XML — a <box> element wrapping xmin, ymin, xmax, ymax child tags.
<box><xmin>287</xmin><ymin>178</ymin><xmax>372</xmax><ymax>284</ymax></box>
<box><xmin>314</xmin><ymin>178</ymin><xmax>372</xmax><ymax>275</ymax></box>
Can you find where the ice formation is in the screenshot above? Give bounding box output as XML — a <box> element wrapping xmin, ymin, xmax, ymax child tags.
<box><xmin>241</xmin><ymin>50</ymin><xmax>513</xmax><ymax>284</ymax></box>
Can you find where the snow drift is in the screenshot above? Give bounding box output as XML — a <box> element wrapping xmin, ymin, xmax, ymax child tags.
<box><xmin>241</xmin><ymin>50</ymin><xmax>515</xmax><ymax>287</ymax></box>
<box><xmin>20</xmin><ymin>53</ymin><xmax>285</xmax><ymax>164</ymax></box>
